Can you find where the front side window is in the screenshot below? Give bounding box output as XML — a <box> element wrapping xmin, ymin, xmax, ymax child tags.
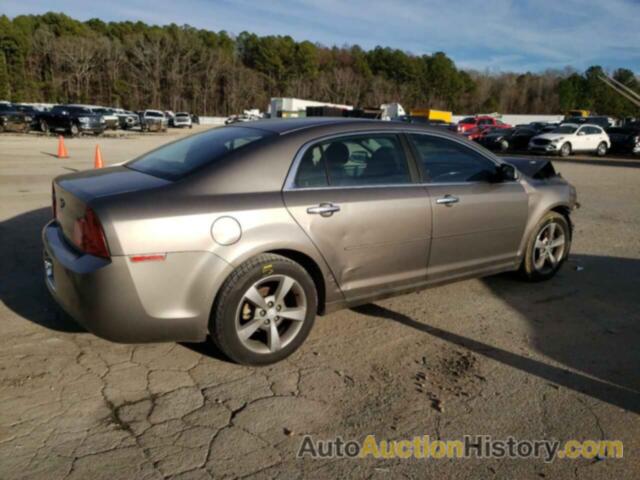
<box><xmin>408</xmin><ymin>134</ymin><xmax>498</xmax><ymax>183</ymax></box>
<box><xmin>127</xmin><ymin>126</ymin><xmax>274</xmax><ymax>180</ymax></box>
<box><xmin>294</xmin><ymin>133</ymin><xmax>411</xmax><ymax>188</ymax></box>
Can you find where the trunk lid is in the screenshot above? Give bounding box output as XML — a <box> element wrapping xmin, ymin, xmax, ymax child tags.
<box><xmin>54</xmin><ymin>166</ymin><xmax>170</xmax><ymax>244</ymax></box>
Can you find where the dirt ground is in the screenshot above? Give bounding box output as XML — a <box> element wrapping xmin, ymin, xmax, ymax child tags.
<box><xmin>0</xmin><ymin>127</ymin><xmax>638</xmax><ymax>479</ymax></box>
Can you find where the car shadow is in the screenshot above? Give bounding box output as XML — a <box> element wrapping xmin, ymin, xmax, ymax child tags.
<box><xmin>354</xmin><ymin>253</ymin><xmax>640</xmax><ymax>413</ymax></box>
<box><xmin>3</xmin><ymin>207</ymin><xmax>639</xmax><ymax>406</ymax></box>
<box><xmin>0</xmin><ymin>207</ymin><xmax>84</xmax><ymax>333</ymax></box>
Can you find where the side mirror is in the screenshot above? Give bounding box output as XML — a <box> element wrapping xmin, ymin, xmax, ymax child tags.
<box><xmin>577</xmin><ymin>131</ymin><xmax>585</xmax><ymax>136</ymax></box>
<box><xmin>496</xmin><ymin>163</ymin><xmax>519</xmax><ymax>182</ymax></box>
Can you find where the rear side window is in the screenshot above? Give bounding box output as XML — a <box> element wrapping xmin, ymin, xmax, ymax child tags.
<box><xmin>294</xmin><ymin>134</ymin><xmax>411</xmax><ymax>188</ymax></box>
<box><xmin>127</xmin><ymin>126</ymin><xmax>274</xmax><ymax>180</ymax></box>
<box><xmin>409</xmin><ymin>134</ymin><xmax>498</xmax><ymax>183</ymax></box>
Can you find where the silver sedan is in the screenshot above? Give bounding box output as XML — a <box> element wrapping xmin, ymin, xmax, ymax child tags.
<box><xmin>43</xmin><ymin>119</ymin><xmax>578</xmax><ymax>364</ymax></box>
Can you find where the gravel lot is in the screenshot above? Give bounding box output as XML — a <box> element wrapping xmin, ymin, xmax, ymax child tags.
<box><xmin>0</xmin><ymin>128</ymin><xmax>638</xmax><ymax>479</ymax></box>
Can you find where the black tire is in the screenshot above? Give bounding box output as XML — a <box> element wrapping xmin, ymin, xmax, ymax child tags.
<box><xmin>69</xmin><ymin>123</ymin><xmax>80</xmax><ymax>136</ymax></box>
<box><xmin>40</xmin><ymin>120</ymin><xmax>49</xmax><ymax>134</ymax></box>
<box><xmin>596</xmin><ymin>141</ymin><xmax>607</xmax><ymax>157</ymax></box>
<box><xmin>559</xmin><ymin>142</ymin><xmax>571</xmax><ymax>157</ymax></box>
<box><xmin>519</xmin><ymin>211</ymin><xmax>571</xmax><ymax>282</ymax></box>
<box><xmin>210</xmin><ymin>253</ymin><xmax>317</xmax><ymax>365</ymax></box>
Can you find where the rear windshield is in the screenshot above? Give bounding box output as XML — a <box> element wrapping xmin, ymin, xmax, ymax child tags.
<box><xmin>126</xmin><ymin>126</ymin><xmax>275</xmax><ymax>180</ymax></box>
<box><xmin>460</xmin><ymin>117</ymin><xmax>475</xmax><ymax>124</ymax></box>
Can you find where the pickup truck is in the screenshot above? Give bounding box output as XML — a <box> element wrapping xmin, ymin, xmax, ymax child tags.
<box><xmin>0</xmin><ymin>103</ymin><xmax>33</xmax><ymax>133</ymax></box>
<box><xmin>139</xmin><ymin>110</ymin><xmax>168</xmax><ymax>132</ymax></box>
<box><xmin>39</xmin><ymin>105</ymin><xmax>105</xmax><ymax>136</ymax></box>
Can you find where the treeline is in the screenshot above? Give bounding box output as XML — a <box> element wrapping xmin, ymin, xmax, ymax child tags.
<box><xmin>0</xmin><ymin>12</ymin><xmax>638</xmax><ymax>117</ymax></box>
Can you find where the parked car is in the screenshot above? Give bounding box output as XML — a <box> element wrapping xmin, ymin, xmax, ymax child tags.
<box><xmin>606</xmin><ymin>123</ymin><xmax>640</xmax><ymax>155</ymax></box>
<box><xmin>480</xmin><ymin>124</ymin><xmax>547</xmax><ymax>152</ymax></box>
<box><xmin>173</xmin><ymin>112</ymin><xmax>193</xmax><ymax>128</ymax></box>
<box><xmin>14</xmin><ymin>104</ymin><xmax>41</xmax><ymax>130</ymax></box>
<box><xmin>165</xmin><ymin>111</ymin><xmax>176</xmax><ymax>127</ymax></box>
<box><xmin>529</xmin><ymin>123</ymin><xmax>610</xmax><ymax>157</ymax></box>
<box><xmin>112</xmin><ymin>108</ymin><xmax>140</xmax><ymax>130</ymax></box>
<box><xmin>88</xmin><ymin>107</ymin><xmax>119</xmax><ymax>130</ymax></box>
<box><xmin>43</xmin><ymin>119</ymin><xmax>578</xmax><ymax>365</ymax></box>
<box><xmin>38</xmin><ymin>105</ymin><xmax>105</xmax><ymax>136</ymax></box>
<box><xmin>225</xmin><ymin>113</ymin><xmax>261</xmax><ymax>125</ymax></box>
<box><xmin>139</xmin><ymin>110</ymin><xmax>168</xmax><ymax>132</ymax></box>
<box><xmin>456</xmin><ymin>115</ymin><xmax>511</xmax><ymax>133</ymax></box>
<box><xmin>0</xmin><ymin>103</ymin><xmax>33</xmax><ymax>133</ymax></box>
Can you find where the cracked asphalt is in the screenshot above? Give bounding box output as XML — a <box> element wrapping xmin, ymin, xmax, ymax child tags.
<box><xmin>0</xmin><ymin>129</ymin><xmax>639</xmax><ymax>479</ymax></box>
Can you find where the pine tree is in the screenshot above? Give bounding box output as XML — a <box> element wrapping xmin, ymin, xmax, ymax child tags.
<box><xmin>0</xmin><ymin>51</ymin><xmax>10</xmax><ymax>101</ymax></box>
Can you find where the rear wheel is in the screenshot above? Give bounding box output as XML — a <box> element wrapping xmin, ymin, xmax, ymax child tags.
<box><xmin>69</xmin><ymin>123</ymin><xmax>79</xmax><ymax>136</ymax></box>
<box><xmin>559</xmin><ymin>142</ymin><xmax>571</xmax><ymax>157</ymax></box>
<box><xmin>210</xmin><ymin>254</ymin><xmax>317</xmax><ymax>365</ymax></box>
<box><xmin>596</xmin><ymin>141</ymin><xmax>607</xmax><ymax>156</ymax></box>
<box><xmin>520</xmin><ymin>211</ymin><xmax>571</xmax><ymax>281</ymax></box>
<box><xmin>40</xmin><ymin>120</ymin><xmax>49</xmax><ymax>134</ymax></box>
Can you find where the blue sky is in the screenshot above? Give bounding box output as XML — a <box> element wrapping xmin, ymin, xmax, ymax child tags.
<box><xmin>3</xmin><ymin>0</ymin><xmax>639</xmax><ymax>72</ymax></box>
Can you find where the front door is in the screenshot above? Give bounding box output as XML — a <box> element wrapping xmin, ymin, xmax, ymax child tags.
<box><xmin>407</xmin><ymin>133</ymin><xmax>528</xmax><ymax>282</ymax></box>
<box><xmin>283</xmin><ymin>132</ymin><xmax>431</xmax><ymax>302</ymax></box>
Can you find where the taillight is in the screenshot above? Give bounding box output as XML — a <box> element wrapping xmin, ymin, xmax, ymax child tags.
<box><xmin>52</xmin><ymin>184</ymin><xmax>57</xmax><ymax>219</ymax></box>
<box><xmin>72</xmin><ymin>207</ymin><xmax>110</xmax><ymax>258</ymax></box>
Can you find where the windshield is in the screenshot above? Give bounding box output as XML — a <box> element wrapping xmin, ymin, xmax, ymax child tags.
<box><xmin>460</xmin><ymin>117</ymin><xmax>475</xmax><ymax>124</ymax></box>
<box><xmin>553</xmin><ymin>125</ymin><xmax>577</xmax><ymax>134</ymax></box>
<box><xmin>146</xmin><ymin>111</ymin><xmax>163</xmax><ymax>117</ymax></box>
<box><xmin>176</xmin><ymin>112</ymin><xmax>189</xmax><ymax>117</ymax></box>
<box><xmin>126</xmin><ymin>126</ymin><xmax>275</xmax><ymax>180</ymax></box>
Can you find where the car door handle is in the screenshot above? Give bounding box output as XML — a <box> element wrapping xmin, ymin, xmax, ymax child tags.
<box><xmin>436</xmin><ymin>195</ymin><xmax>459</xmax><ymax>205</ymax></box>
<box><xmin>307</xmin><ymin>203</ymin><xmax>340</xmax><ymax>216</ymax></box>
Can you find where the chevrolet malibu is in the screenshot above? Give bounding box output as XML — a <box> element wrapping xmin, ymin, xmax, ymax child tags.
<box><xmin>43</xmin><ymin>119</ymin><xmax>578</xmax><ymax>365</ymax></box>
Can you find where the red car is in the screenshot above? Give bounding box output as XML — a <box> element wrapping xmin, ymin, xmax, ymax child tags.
<box><xmin>463</xmin><ymin>126</ymin><xmax>499</xmax><ymax>141</ymax></box>
<box><xmin>457</xmin><ymin>115</ymin><xmax>511</xmax><ymax>133</ymax></box>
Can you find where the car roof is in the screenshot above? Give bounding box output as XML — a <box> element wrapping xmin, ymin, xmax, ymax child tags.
<box><xmin>242</xmin><ymin>117</ymin><xmax>458</xmax><ymax>136</ymax></box>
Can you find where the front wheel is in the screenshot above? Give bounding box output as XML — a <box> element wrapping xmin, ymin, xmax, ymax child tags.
<box><xmin>596</xmin><ymin>142</ymin><xmax>607</xmax><ymax>157</ymax></box>
<box><xmin>40</xmin><ymin>120</ymin><xmax>49</xmax><ymax>134</ymax></box>
<box><xmin>559</xmin><ymin>142</ymin><xmax>571</xmax><ymax>157</ymax></box>
<box><xmin>69</xmin><ymin>123</ymin><xmax>80</xmax><ymax>136</ymax></box>
<box><xmin>210</xmin><ymin>254</ymin><xmax>317</xmax><ymax>365</ymax></box>
<box><xmin>519</xmin><ymin>211</ymin><xmax>571</xmax><ymax>281</ymax></box>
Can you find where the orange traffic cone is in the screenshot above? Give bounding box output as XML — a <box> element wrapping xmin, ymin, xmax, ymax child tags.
<box><xmin>94</xmin><ymin>144</ymin><xmax>104</xmax><ymax>169</ymax></box>
<box><xmin>57</xmin><ymin>136</ymin><xmax>69</xmax><ymax>158</ymax></box>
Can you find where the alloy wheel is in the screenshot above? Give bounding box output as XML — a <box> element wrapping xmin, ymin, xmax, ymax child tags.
<box><xmin>597</xmin><ymin>142</ymin><xmax>607</xmax><ymax>156</ymax></box>
<box><xmin>532</xmin><ymin>222</ymin><xmax>566</xmax><ymax>274</ymax></box>
<box><xmin>234</xmin><ymin>274</ymin><xmax>307</xmax><ymax>354</ymax></box>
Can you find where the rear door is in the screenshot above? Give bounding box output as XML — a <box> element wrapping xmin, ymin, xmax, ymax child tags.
<box><xmin>283</xmin><ymin>132</ymin><xmax>431</xmax><ymax>302</ymax></box>
<box><xmin>407</xmin><ymin>133</ymin><xmax>528</xmax><ymax>282</ymax></box>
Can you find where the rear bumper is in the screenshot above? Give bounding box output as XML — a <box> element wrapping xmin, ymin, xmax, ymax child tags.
<box><xmin>42</xmin><ymin>220</ymin><xmax>233</xmax><ymax>343</ymax></box>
